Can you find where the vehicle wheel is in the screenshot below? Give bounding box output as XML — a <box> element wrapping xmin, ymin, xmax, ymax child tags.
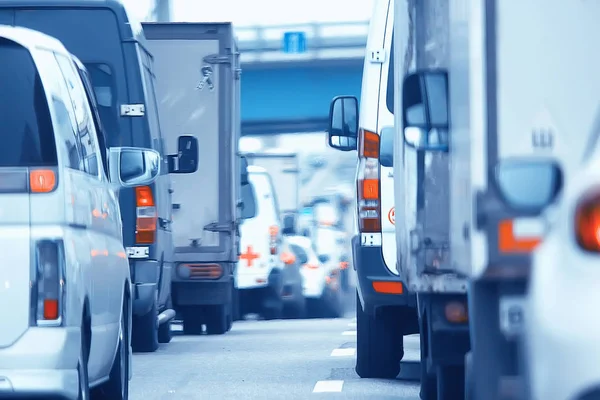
<box><xmin>437</xmin><ymin>366</ymin><xmax>465</xmax><ymax>400</ymax></box>
<box><xmin>232</xmin><ymin>285</ymin><xmax>242</xmax><ymax>321</ymax></box>
<box><xmin>419</xmin><ymin>317</ymin><xmax>437</xmax><ymax>400</ymax></box>
<box><xmin>324</xmin><ymin>289</ymin><xmax>343</xmax><ymax>318</ymax></box>
<box><xmin>206</xmin><ymin>305</ymin><xmax>228</xmax><ymax>335</ymax></box>
<box><xmin>77</xmin><ymin>327</ymin><xmax>90</xmax><ymax>400</ymax></box>
<box><xmin>92</xmin><ymin>294</ymin><xmax>130</xmax><ymax>399</ymax></box>
<box><xmin>158</xmin><ymin>319</ymin><xmax>172</xmax><ymax>344</ymax></box>
<box><xmin>182</xmin><ymin>307</ymin><xmax>204</xmax><ymax>335</ymax></box>
<box><xmin>465</xmin><ymin>352</ymin><xmax>474</xmax><ymax>400</ymax></box>
<box><xmin>131</xmin><ymin>298</ymin><xmax>158</xmax><ymax>353</ymax></box>
<box><xmin>226</xmin><ymin>312</ymin><xmax>233</xmax><ymax>332</ymax></box>
<box><xmin>262</xmin><ymin>291</ymin><xmax>283</xmax><ymax>320</ymax></box>
<box><xmin>355</xmin><ymin>292</ymin><xmax>403</xmax><ymax>379</ymax></box>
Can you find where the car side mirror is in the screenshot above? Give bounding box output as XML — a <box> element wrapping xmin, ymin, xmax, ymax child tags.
<box><xmin>109</xmin><ymin>147</ymin><xmax>161</xmax><ymax>188</ymax></box>
<box><xmin>168</xmin><ymin>135</ymin><xmax>199</xmax><ymax>174</ymax></box>
<box><xmin>240</xmin><ymin>155</ymin><xmax>249</xmax><ymax>185</ymax></box>
<box><xmin>379</xmin><ymin>126</ymin><xmax>394</xmax><ymax>167</ymax></box>
<box><xmin>328</xmin><ymin>95</ymin><xmax>358</xmax><ymax>151</ymax></box>
<box><xmin>495</xmin><ymin>160</ymin><xmax>563</xmax><ymax>212</ymax></box>
<box><xmin>402</xmin><ymin>70</ymin><xmax>449</xmax><ymax>152</ymax></box>
<box><xmin>282</xmin><ymin>214</ymin><xmax>296</xmax><ymax>235</ymax></box>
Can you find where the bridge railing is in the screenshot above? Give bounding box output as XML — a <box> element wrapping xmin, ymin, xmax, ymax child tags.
<box><xmin>235</xmin><ymin>21</ymin><xmax>369</xmax><ymax>65</ymax></box>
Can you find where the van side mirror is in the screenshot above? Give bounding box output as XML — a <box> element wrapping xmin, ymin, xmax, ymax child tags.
<box><xmin>240</xmin><ymin>155</ymin><xmax>249</xmax><ymax>185</ymax></box>
<box><xmin>402</xmin><ymin>70</ymin><xmax>449</xmax><ymax>152</ymax></box>
<box><xmin>282</xmin><ymin>214</ymin><xmax>296</xmax><ymax>235</ymax></box>
<box><xmin>495</xmin><ymin>160</ymin><xmax>563</xmax><ymax>212</ymax></box>
<box><xmin>109</xmin><ymin>147</ymin><xmax>161</xmax><ymax>188</ymax></box>
<box><xmin>379</xmin><ymin>126</ymin><xmax>394</xmax><ymax>167</ymax></box>
<box><xmin>168</xmin><ymin>135</ymin><xmax>199</xmax><ymax>174</ymax></box>
<box><xmin>328</xmin><ymin>95</ymin><xmax>358</xmax><ymax>151</ymax></box>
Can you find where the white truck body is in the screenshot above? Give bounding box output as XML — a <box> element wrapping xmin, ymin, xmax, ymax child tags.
<box><xmin>143</xmin><ymin>23</ymin><xmax>241</xmax><ymax>265</ymax></box>
<box><xmin>244</xmin><ymin>151</ymin><xmax>300</xmax><ymax>216</ymax></box>
<box><xmin>393</xmin><ymin>0</ymin><xmax>467</xmax><ymax>292</ymax></box>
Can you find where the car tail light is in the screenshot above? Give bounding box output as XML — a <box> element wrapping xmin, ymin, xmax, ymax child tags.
<box><xmin>574</xmin><ymin>190</ymin><xmax>600</xmax><ymax>252</ymax></box>
<box><xmin>33</xmin><ymin>240</ymin><xmax>64</xmax><ymax>325</ymax></box>
<box><xmin>136</xmin><ymin>186</ymin><xmax>157</xmax><ymax>244</ymax></box>
<box><xmin>269</xmin><ymin>225</ymin><xmax>279</xmax><ymax>255</ymax></box>
<box><xmin>357</xmin><ymin>129</ymin><xmax>381</xmax><ymax>233</ymax></box>
<box><xmin>29</xmin><ymin>169</ymin><xmax>57</xmax><ymax>193</ymax></box>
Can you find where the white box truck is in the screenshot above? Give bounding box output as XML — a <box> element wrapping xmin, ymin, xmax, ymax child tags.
<box><xmin>143</xmin><ymin>22</ymin><xmax>248</xmax><ymax>335</ymax></box>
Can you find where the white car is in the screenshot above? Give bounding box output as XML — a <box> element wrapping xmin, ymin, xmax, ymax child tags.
<box><xmin>287</xmin><ymin>236</ymin><xmax>343</xmax><ymax>318</ymax></box>
<box><xmin>0</xmin><ymin>25</ymin><xmax>161</xmax><ymax>399</ymax></box>
<box><xmin>523</xmin><ymin>157</ymin><xmax>600</xmax><ymax>400</ymax></box>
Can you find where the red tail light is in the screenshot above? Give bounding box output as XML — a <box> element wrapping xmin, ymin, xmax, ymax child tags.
<box><xmin>269</xmin><ymin>225</ymin><xmax>279</xmax><ymax>255</ymax></box>
<box><xmin>136</xmin><ymin>186</ymin><xmax>157</xmax><ymax>244</ymax></box>
<box><xmin>357</xmin><ymin>129</ymin><xmax>381</xmax><ymax>233</ymax></box>
<box><xmin>574</xmin><ymin>190</ymin><xmax>600</xmax><ymax>252</ymax></box>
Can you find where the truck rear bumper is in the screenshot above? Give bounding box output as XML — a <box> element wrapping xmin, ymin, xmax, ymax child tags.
<box><xmin>352</xmin><ymin>235</ymin><xmax>416</xmax><ymax>316</ymax></box>
<box><xmin>130</xmin><ymin>259</ymin><xmax>159</xmax><ymax>316</ymax></box>
<box><xmin>172</xmin><ymin>269</ymin><xmax>233</xmax><ymax>307</ymax></box>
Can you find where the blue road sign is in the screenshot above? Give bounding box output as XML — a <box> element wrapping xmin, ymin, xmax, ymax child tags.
<box><xmin>283</xmin><ymin>31</ymin><xmax>307</xmax><ymax>54</ymax></box>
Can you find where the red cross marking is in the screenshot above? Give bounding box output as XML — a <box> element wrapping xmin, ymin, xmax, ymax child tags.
<box><xmin>239</xmin><ymin>245</ymin><xmax>260</xmax><ymax>267</ymax></box>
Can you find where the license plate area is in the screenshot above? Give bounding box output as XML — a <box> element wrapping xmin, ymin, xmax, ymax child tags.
<box><xmin>499</xmin><ymin>295</ymin><xmax>525</xmax><ymax>338</ymax></box>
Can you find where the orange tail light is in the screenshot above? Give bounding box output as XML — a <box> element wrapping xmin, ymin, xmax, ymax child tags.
<box><xmin>357</xmin><ymin>129</ymin><xmax>381</xmax><ymax>233</ymax></box>
<box><xmin>136</xmin><ymin>186</ymin><xmax>157</xmax><ymax>244</ymax></box>
<box><xmin>575</xmin><ymin>190</ymin><xmax>600</xmax><ymax>252</ymax></box>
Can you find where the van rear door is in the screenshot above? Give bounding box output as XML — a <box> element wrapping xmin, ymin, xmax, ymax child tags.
<box><xmin>0</xmin><ymin>39</ymin><xmax>58</xmax><ymax>347</ymax></box>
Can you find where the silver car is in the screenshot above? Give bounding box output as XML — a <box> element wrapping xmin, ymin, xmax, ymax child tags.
<box><xmin>0</xmin><ymin>25</ymin><xmax>160</xmax><ymax>399</ymax></box>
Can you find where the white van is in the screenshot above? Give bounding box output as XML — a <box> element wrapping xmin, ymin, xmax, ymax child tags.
<box><xmin>236</xmin><ymin>166</ymin><xmax>299</xmax><ymax>319</ymax></box>
<box><xmin>0</xmin><ymin>25</ymin><xmax>162</xmax><ymax>399</ymax></box>
<box><xmin>325</xmin><ymin>0</ymin><xmax>418</xmax><ymax>379</ymax></box>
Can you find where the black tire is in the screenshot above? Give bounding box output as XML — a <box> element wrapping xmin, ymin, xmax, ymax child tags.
<box><xmin>437</xmin><ymin>366</ymin><xmax>465</xmax><ymax>400</ymax></box>
<box><xmin>77</xmin><ymin>327</ymin><xmax>90</xmax><ymax>400</ymax></box>
<box><xmin>182</xmin><ymin>307</ymin><xmax>204</xmax><ymax>335</ymax></box>
<box><xmin>158</xmin><ymin>320</ymin><xmax>172</xmax><ymax>344</ymax></box>
<box><xmin>465</xmin><ymin>352</ymin><xmax>474</xmax><ymax>400</ymax></box>
<box><xmin>355</xmin><ymin>292</ymin><xmax>403</xmax><ymax>379</ymax></box>
<box><xmin>131</xmin><ymin>299</ymin><xmax>158</xmax><ymax>353</ymax></box>
<box><xmin>206</xmin><ymin>305</ymin><xmax>228</xmax><ymax>335</ymax></box>
<box><xmin>262</xmin><ymin>291</ymin><xmax>283</xmax><ymax>321</ymax></box>
<box><xmin>232</xmin><ymin>286</ymin><xmax>242</xmax><ymax>321</ymax></box>
<box><xmin>419</xmin><ymin>318</ymin><xmax>437</xmax><ymax>400</ymax></box>
<box><xmin>92</xmin><ymin>295</ymin><xmax>130</xmax><ymax>400</ymax></box>
<box><xmin>324</xmin><ymin>289</ymin><xmax>343</xmax><ymax>318</ymax></box>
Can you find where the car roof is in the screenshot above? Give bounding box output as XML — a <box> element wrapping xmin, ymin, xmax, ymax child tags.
<box><xmin>0</xmin><ymin>24</ymin><xmax>69</xmax><ymax>54</ymax></box>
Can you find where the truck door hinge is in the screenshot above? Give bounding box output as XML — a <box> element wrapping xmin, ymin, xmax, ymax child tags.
<box><xmin>204</xmin><ymin>221</ymin><xmax>236</xmax><ymax>233</ymax></box>
<box><xmin>368</xmin><ymin>48</ymin><xmax>386</xmax><ymax>64</ymax></box>
<box><xmin>204</xmin><ymin>53</ymin><xmax>232</xmax><ymax>65</ymax></box>
<box><xmin>120</xmin><ymin>104</ymin><xmax>145</xmax><ymax>117</ymax></box>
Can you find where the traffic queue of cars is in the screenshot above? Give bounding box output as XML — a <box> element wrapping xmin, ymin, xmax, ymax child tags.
<box><xmin>326</xmin><ymin>0</ymin><xmax>600</xmax><ymax>399</ymax></box>
<box><xmin>0</xmin><ymin>1</ymin><xmax>350</xmax><ymax>399</ymax></box>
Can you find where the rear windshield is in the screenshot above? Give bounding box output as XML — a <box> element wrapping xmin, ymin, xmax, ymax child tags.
<box><xmin>84</xmin><ymin>63</ymin><xmax>120</xmax><ymax>146</ymax></box>
<box><xmin>0</xmin><ymin>39</ymin><xmax>57</xmax><ymax>167</ymax></box>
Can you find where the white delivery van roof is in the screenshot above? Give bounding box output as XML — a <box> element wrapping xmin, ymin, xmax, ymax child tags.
<box><xmin>0</xmin><ymin>25</ymin><xmax>67</xmax><ymax>54</ymax></box>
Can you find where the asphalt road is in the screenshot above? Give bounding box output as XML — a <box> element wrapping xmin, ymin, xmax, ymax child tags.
<box><xmin>130</xmin><ymin>293</ymin><xmax>421</xmax><ymax>400</ymax></box>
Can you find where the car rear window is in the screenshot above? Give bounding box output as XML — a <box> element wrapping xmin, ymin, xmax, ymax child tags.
<box><xmin>0</xmin><ymin>39</ymin><xmax>57</xmax><ymax>167</ymax></box>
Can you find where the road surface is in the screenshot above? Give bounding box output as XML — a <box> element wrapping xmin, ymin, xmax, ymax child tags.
<box><xmin>130</xmin><ymin>295</ymin><xmax>421</xmax><ymax>399</ymax></box>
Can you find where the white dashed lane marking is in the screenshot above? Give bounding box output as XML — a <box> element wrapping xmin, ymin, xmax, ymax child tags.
<box><xmin>313</xmin><ymin>380</ymin><xmax>344</xmax><ymax>393</ymax></box>
<box><xmin>331</xmin><ymin>348</ymin><xmax>356</xmax><ymax>357</ymax></box>
<box><xmin>342</xmin><ymin>330</ymin><xmax>357</xmax><ymax>336</ymax></box>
